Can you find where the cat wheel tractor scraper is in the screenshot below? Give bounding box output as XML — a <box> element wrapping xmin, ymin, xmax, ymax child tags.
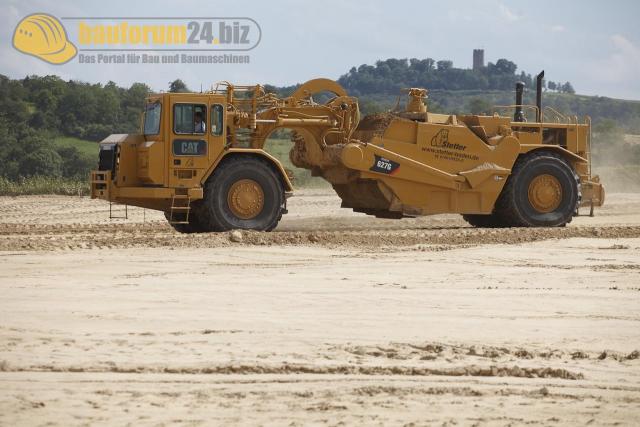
<box><xmin>91</xmin><ymin>72</ymin><xmax>604</xmax><ymax>232</ymax></box>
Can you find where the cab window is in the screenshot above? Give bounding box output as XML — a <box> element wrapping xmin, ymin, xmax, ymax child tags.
<box><xmin>143</xmin><ymin>102</ymin><xmax>161</xmax><ymax>135</ymax></box>
<box><xmin>211</xmin><ymin>104</ymin><xmax>224</xmax><ymax>136</ymax></box>
<box><xmin>174</xmin><ymin>104</ymin><xmax>207</xmax><ymax>134</ymax></box>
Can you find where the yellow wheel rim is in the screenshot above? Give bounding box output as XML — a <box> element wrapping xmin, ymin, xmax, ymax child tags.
<box><xmin>227</xmin><ymin>179</ymin><xmax>264</xmax><ymax>220</ymax></box>
<box><xmin>528</xmin><ymin>174</ymin><xmax>562</xmax><ymax>213</ymax></box>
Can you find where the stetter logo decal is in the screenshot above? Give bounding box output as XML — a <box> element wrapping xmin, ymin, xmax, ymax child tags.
<box><xmin>430</xmin><ymin>129</ymin><xmax>467</xmax><ymax>151</ymax></box>
<box><xmin>422</xmin><ymin>129</ymin><xmax>479</xmax><ymax>162</ymax></box>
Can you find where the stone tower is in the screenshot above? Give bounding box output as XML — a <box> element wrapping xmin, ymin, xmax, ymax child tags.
<box><xmin>473</xmin><ymin>49</ymin><xmax>484</xmax><ymax>71</ymax></box>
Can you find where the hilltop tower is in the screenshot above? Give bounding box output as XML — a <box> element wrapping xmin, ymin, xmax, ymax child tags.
<box><xmin>473</xmin><ymin>49</ymin><xmax>484</xmax><ymax>71</ymax></box>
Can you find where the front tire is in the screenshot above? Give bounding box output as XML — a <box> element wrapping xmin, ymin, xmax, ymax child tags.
<box><xmin>461</xmin><ymin>213</ymin><xmax>504</xmax><ymax>228</ymax></box>
<box><xmin>200</xmin><ymin>156</ymin><xmax>285</xmax><ymax>231</ymax></box>
<box><xmin>164</xmin><ymin>208</ymin><xmax>206</xmax><ymax>233</ymax></box>
<box><xmin>494</xmin><ymin>151</ymin><xmax>579</xmax><ymax>227</ymax></box>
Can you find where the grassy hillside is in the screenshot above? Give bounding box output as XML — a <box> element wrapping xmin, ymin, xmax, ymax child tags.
<box><xmin>52</xmin><ymin>137</ymin><xmax>99</xmax><ymax>158</ymax></box>
<box><xmin>0</xmin><ymin>136</ymin><xmax>96</xmax><ymax>195</ymax></box>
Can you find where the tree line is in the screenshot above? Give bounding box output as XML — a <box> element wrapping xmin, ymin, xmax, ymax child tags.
<box><xmin>0</xmin><ymin>74</ymin><xmax>151</xmax><ymax>181</ymax></box>
<box><xmin>336</xmin><ymin>58</ymin><xmax>575</xmax><ymax>96</ymax></box>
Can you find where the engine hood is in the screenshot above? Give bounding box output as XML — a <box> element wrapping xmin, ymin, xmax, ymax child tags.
<box><xmin>99</xmin><ymin>133</ymin><xmax>145</xmax><ymax>146</ymax></box>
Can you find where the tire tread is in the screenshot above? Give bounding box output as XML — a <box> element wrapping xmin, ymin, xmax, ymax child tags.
<box><xmin>494</xmin><ymin>151</ymin><xmax>578</xmax><ymax>227</ymax></box>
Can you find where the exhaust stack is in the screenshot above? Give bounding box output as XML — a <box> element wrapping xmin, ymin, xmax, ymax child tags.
<box><xmin>514</xmin><ymin>82</ymin><xmax>525</xmax><ymax>122</ymax></box>
<box><xmin>536</xmin><ymin>70</ymin><xmax>544</xmax><ymax>122</ymax></box>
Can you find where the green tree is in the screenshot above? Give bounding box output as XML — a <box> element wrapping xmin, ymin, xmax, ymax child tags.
<box><xmin>359</xmin><ymin>99</ymin><xmax>384</xmax><ymax>115</ymax></box>
<box><xmin>561</xmin><ymin>82</ymin><xmax>575</xmax><ymax>94</ymax></box>
<box><xmin>121</xmin><ymin>83</ymin><xmax>151</xmax><ymax>132</ymax></box>
<box><xmin>436</xmin><ymin>60</ymin><xmax>453</xmax><ymax>71</ymax></box>
<box><xmin>467</xmin><ymin>98</ymin><xmax>492</xmax><ymax>115</ymax></box>
<box><xmin>57</xmin><ymin>146</ymin><xmax>94</xmax><ymax>178</ymax></box>
<box><xmin>20</xmin><ymin>148</ymin><xmax>63</xmax><ymax>177</ymax></box>
<box><xmin>491</xmin><ymin>59</ymin><xmax>517</xmax><ymax>75</ymax></box>
<box><xmin>169</xmin><ymin>79</ymin><xmax>190</xmax><ymax>93</ymax></box>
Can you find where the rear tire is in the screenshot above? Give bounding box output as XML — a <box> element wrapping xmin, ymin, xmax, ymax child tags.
<box><xmin>494</xmin><ymin>151</ymin><xmax>579</xmax><ymax>227</ymax></box>
<box><xmin>200</xmin><ymin>156</ymin><xmax>285</xmax><ymax>231</ymax></box>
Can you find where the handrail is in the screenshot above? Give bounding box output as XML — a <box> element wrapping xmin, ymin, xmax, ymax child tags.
<box><xmin>543</xmin><ymin>106</ymin><xmax>568</xmax><ymax>123</ymax></box>
<box><xmin>492</xmin><ymin>104</ymin><xmax>540</xmax><ymax>122</ymax></box>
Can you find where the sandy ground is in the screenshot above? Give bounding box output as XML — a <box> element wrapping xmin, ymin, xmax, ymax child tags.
<box><xmin>1</xmin><ymin>190</ymin><xmax>639</xmax><ymax>425</ymax></box>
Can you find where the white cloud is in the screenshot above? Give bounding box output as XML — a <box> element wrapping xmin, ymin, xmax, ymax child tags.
<box><xmin>579</xmin><ymin>33</ymin><xmax>640</xmax><ymax>98</ymax></box>
<box><xmin>550</xmin><ymin>25</ymin><xmax>566</xmax><ymax>33</ymax></box>
<box><xmin>600</xmin><ymin>34</ymin><xmax>640</xmax><ymax>82</ymax></box>
<box><xmin>499</xmin><ymin>3</ymin><xmax>521</xmax><ymax>22</ymax></box>
<box><xmin>611</xmin><ymin>34</ymin><xmax>640</xmax><ymax>69</ymax></box>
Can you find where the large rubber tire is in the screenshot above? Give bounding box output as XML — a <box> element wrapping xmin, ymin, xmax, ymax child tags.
<box><xmin>164</xmin><ymin>207</ymin><xmax>206</xmax><ymax>233</ymax></box>
<box><xmin>461</xmin><ymin>213</ymin><xmax>504</xmax><ymax>228</ymax></box>
<box><xmin>494</xmin><ymin>151</ymin><xmax>579</xmax><ymax>227</ymax></box>
<box><xmin>200</xmin><ymin>156</ymin><xmax>285</xmax><ymax>231</ymax></box>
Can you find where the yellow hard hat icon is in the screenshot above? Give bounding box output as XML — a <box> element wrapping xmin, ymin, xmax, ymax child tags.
<box><xmin>13</xmin><ymin>13</ymin><xmax>77</xmax><ymax>65</ymax></box>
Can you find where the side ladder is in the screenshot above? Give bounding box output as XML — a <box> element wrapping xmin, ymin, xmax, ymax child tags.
<box><xmin>169</xmin><ymin>194</ymin><xmax>191</xmax><ymax>224</ymax></box>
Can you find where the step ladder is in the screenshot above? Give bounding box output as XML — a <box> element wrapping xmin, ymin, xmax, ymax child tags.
<box><xmin>169</xmin><ymin>194</ymin><xmax>191</xmax><ymax>225</ymax></box>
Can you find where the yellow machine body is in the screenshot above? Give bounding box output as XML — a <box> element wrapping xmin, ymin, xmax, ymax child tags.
<box><xmin>91</xmin><ymin>77</ymin><xmax>604</xmax><ymax>230</ymax></box>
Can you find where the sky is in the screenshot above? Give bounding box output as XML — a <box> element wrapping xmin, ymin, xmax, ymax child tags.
<box><xmin>2</xmin><ymin>0</ymin><xmax>640</xmax><ymax>100</ymax></box>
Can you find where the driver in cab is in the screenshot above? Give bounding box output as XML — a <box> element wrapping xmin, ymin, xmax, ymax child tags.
<box><xmin>194</xmin><ymin>111</ymin><xmax>206</xmax><ymax>133</ymax></box>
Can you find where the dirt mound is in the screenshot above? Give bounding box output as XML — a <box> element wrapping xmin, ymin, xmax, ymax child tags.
<box><xmin>356</xmin><ymin>112</ymin><xmax>396</xmax><ymax>131</ymax></box>
<box><xmin>7</xmin><ymin>362</ymin><xmax>584</xmax><ymax>380</ymax></box>
<box><xmin>353</xmin><ymin>112</ymin><xmax>397</xmax><ymax>142</ymax></box>
<box><xmin>2</xmin><ymin>222</ymin><xmax>640</xmax><ymax>251</ymax></box>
